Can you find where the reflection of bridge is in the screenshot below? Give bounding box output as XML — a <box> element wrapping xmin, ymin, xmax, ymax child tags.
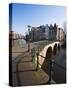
<box><xmin>11</xmin><ymin>40</ymin><xmax>64</xmax><ymax>86</ymax></box>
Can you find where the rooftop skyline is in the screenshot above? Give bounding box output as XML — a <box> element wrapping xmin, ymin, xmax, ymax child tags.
<box><xmin>10</xmin><ymin>3</ymin><xmax>66</xmax><ymax>35</ymax></box>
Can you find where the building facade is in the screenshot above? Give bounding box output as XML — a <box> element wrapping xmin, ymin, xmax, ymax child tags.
<box><xmin>45</xmin><ymin>24</ymin><xmax>50</xmax><ymax>40</ymax></box>
<box><xmin>53</xmin><ymin>23</ymin><xmax>58</xmax><ymax>40</ymax></box>
<box><xmin>57</xmin><ymin>28</ymin><xmax>65</xmax><ymax>41</ymax></box>
<box><xmin>26</xmin><ymin>24</ymin><xmax>64</xmax><ymax>42</ymax></box>
<box><xmin>29</xmin><ymin>25</ymin><xmax>51</xmax><ymax>42</ymax></box>
<box><xmin>49</xmin><ymin>24</ymin><xmax>54</xmax><ymax>40</ymax></box>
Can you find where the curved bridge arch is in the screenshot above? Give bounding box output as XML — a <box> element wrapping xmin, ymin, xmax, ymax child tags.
<box><xmin>53</xmin><ymin>43</ymin><xmax>58</xmax><ymax>55</ymax></box>
<box><xmin>41</xmin><ymin>46</ymin><xmax>52</xmax><ymax>74</ymax></box>
<box><xmin>38</xmin><ymin>41</ymin><xmax>61</xmax><ymax>68</ymax></box>
<box><xmin>45</xmin><ymin>46</ymin><xmax>52</xmax><ymax>59</ymax></box>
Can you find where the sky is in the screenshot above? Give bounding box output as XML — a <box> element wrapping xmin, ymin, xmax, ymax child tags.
<box><xmin>10</xmin><ymin>3</ymin><xmax>66</xmax><ymax>35</ymax></box>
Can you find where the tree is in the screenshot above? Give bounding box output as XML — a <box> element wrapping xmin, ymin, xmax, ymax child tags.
<box><xmin>25</xmin><ymin>34</ymin><xmax>29</xmax><ymax>42</ymax></box>
<box><xmin>27</xmin><ymin>25</ymin><xmax>31</xmax><ymax>52</ymax></box>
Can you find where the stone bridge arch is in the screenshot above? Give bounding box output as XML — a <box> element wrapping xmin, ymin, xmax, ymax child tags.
<box><xmin>38</xmin><ymin>42</ymin><xmax>61</xmax><ymax>69</ymax></box>
<box><xmin>53</xmin><ymin>43</ymin><xmax>58</xmax><ymax>55</ymax></box>
<box><xmin>41</xmin><ymin>46</ymin><xmax>52</xmax><ymax>74</ymax></box>
<box><xmin>45</xmin><ymin>47</ymin><xmax>52</xmax><ymax>60</ymax></box>
<box><xmin>37</xmin><ymin>42</ymin><xmax>61</xmax><ymax>75</ymax></box>
<box><xmin>57</xmin><ymin>43</ymin><xmax>61</xmax><ymax>51</ymax></box>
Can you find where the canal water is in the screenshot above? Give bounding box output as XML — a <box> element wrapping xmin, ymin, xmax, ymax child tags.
<box><xmin>40</xmin><ymin>47</ymin><xmax>66</xmax><ymax>84</ymax></box>
<box><xmin>14</xmin><ymin>39</ymin><xmax>26</xmax><ymax>45</ymax></box>
<box><xmin>51</xmin><ymin>48</ymin><xmax>66</xmax><ymax>83</ymax></box>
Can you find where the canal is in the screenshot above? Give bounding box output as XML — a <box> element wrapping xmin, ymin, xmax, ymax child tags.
<box><xmin>51</xmin><ymin>48</ymin><xmax>66</xmax><ymax>83</ymax></box>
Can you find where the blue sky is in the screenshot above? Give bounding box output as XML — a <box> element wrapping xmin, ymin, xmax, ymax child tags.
<box><xmin>11</xmin><ymin>3</ymin><xmax>66</xmax><ymax>35</ymax></box>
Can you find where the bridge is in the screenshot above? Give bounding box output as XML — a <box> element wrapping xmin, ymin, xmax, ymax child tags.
<box><xmin>35</xmin><ymin>41</ymin><xmax>62</xmax><ymax>67</ymax></box>
<box><xmin>10</xmin><ymin>40</ymin><xmax>65</xmax><ymax>86</ymax></box>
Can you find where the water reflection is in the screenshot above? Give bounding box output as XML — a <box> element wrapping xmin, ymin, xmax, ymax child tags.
<box><xmin>14</xmin><ymin>39</ymin><xmax>26</xmax><ymax>45</ymax></box>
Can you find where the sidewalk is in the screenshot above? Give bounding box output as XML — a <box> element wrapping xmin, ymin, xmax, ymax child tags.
<box><xmin>12</xmin><ymin>49</ymin><xmax>49</xmax><ymax>86</ymax></box>
<box><xmin>12</xmin><ymin>45</ymin><xmax>28</xmax><ymax>60</ymax></box>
